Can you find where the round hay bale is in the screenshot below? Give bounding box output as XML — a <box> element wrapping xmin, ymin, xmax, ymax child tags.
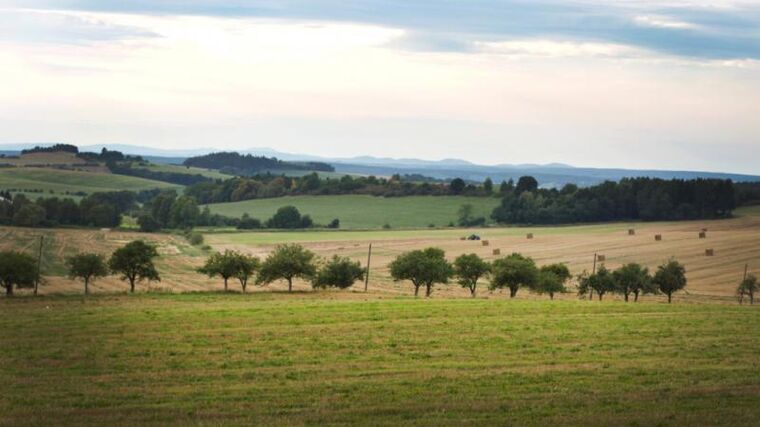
<box><xmin>705</xmin><ymin>249</ymin><xmax>714</xmax><ymax>256</ymax></box>
<box><xmin>492</xmin><ymin>248</ymin><xmax>501</xmax><ymax>256</ymax></box>
<box><xmin>482</xmin><ymin>240</ymin><xmax>490</xmax><ymax>246</ymax></box>
<box><xmin>628</xmin><ymin>229</ymin><xmax>635</xmax><ymax>236</ymax></box>
<box><xmin>699</xmin><ymin>231</ymin><xmax>707</xmax><ymax>239</ymax></box>
<box><xmin>597</xmin><ymin>254</ymin><xmax>606</xmax><ymax>262</ymax></box>
<box><xmin>526</xmin><ymin>233</ymin><xmax>534</xmax><ymax>239</ymax></box>
<box><xmin>655</xmin><ymin>234</ymin><xmax>662</xmax><ymax>241</ymax></box>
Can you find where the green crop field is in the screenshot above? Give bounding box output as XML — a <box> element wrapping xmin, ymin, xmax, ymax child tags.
<box><xmin>0</xmin><ymin>168</ymin><xmax>182</xmax><ymax>195</ymax></box>
<box><xmin>205</xmin><ymin>195</ymin><xmax>501</xmax><ymax>229</ymax></box>
<box><xmin>1</xmin><ymin>294</ymin><xmax>758</xmax><ymax>426</ymax></box>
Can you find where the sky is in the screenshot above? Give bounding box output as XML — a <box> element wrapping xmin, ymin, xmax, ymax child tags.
<box><xmin>0</xmin><ymin>1</ymin><xmax>759</xmax><ymax>173</ymax></box>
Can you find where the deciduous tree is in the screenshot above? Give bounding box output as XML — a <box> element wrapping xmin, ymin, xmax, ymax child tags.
<box><xmin>453</xmin><ymin>253</ymin><xmax>490</xmax><ymax>297</ymax></box>
<box><xmin>613</xmin><ymin>263</ymin><xmax>654</xmax><ymax>302</ymax></box>
<box><xmin>108</xmin><ymin>240</ymin><xmax>160</xmax><ymax>293</ymax></box>
<box><xmin>737</xmin><ymin>273</ymin><xmax>757</xmax><ymax>305</ymax></box>
<box><xmin>198</xmin><ymin>250</ymin><xmax>241</xmax><ymax>292</ymax></box>
<box><xmin>0</xmin><ymin>251</ymin><xmax>37</xmax><ymax>296</ymax></box>
<box><xmin>652</xmin><ymin>259</ymin><xmax>687</xmax><ymax>303</ymax></box>
<box><xmin>257</xmin><ymin>244</ymin><xmax>317</xmax><ymax>292</ymax></box>
<box><xmin>536</xmin><ymin>263</ymin><xmax>571</xmax><ymax>300</ymax></box>
<box><xmin>390</xmin><ymin>248</ymin><xmax>453</xmax><ymax>297</ymax></box>
<box><xmin>490</xmin><ymin>253</ymin><xmax>539</xmax><ymax>298</ymax></box>
<box><xmin>312</xmin><ymin>255</ymin><xmax>365</xmax><ymax>289</ymax></box>
<box><xmin>66</xmin><ymin>253</ymin><xmax>109</xmax><ymax>295</ymax></box>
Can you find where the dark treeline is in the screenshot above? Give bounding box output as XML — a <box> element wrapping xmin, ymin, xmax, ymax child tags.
<box><xmin>735</xmin><ymin>181</ymin><xmax>760</xmax><ymax>206</ymax></box>
<box><xmin>185</xmin><ymin>174</ymin><xmax>493</xmax><ymax>204</ymax></box>
<box><xmin>491</xmin><ymin>177</ymin><xmax>736</xmax><ymax>224</ymax></box>
<box><xmin>183</xmin><ymin>152</ymin><xmax>334</xmax><ymax>176</ymax></box>
<box><xmin>108</xmin><ymin>162</ymin><xmax>214</xmax><ymax>186</ymax></box>
<box><xmin>21</xmin><ymin>144</ymin><xmax>79</xmax><ymax>155</ymax></box>
<box><xmin>0</xmin><ymin>191</ymin><xmax>135</xmax><ymax>228</ymax></box>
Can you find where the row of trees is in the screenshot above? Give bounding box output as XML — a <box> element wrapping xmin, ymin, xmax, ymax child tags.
<box><xmin>388</xmin><ymin>249</ymin><xmax>690</xmax><ymax>302</ymax></box>
<box><xmin>491</xmin><ymin>177</ymin><xmax>736</xmax><ymax>224</ymax></box>
<box><xmin>198</xmin><ymin>245</ymin><xmax>363</xmax><ymax>292</ymax></box>
<box><xmin>1</xmin><ymin>238</ymin><xmax>748</xmax><ymax>304</ymax></box>
<box><xmin>0</xmin><ymin>240</ymin><xmax>159</xmax><ymax>295</ymax></box>
<box><xmin>184</xmin><ymin>173</ymin><xmax>495</xmax><ymax>204</ymax></box>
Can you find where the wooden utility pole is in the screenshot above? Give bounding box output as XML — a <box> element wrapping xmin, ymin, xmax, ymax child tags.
<box><xmin>364</xmin><ymin>243</ymin><xmax>372</xmax><ymax>292</ymax></box>
<box><xmin>34</xmin><ymin>235</ymin><xmax>43</xmax><ymax>296</ymax></box>
<box><xmin>589</xmin><ymin>252</ymin><xmax>597</xmax><ymax>300</ymax></box>
<box><xmin>743</xmin><ymin>263</ymin><xmax>749</xmax><ymax>281</ymax></box>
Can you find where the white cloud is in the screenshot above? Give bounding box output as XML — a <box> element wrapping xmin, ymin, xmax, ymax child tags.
<box><xmin>633</xmin><ymin>15</ymin><xmax>699</xmax><ymax>29</ymax></box>
<box><xmin>0</xmin><ymin>8</ymin><xmax>759</xmax><ymax>173</ymax></box>
<box><xmin>474</xmin><ymin>39</ymin><xmax>643</xmax><ymax>58</ymax></box>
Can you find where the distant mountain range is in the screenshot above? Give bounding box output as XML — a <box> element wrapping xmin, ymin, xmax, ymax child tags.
<box><xmin>2</xmin><ymin>143</ymin><xmax>759</xmax><ymax>187</ymax></box>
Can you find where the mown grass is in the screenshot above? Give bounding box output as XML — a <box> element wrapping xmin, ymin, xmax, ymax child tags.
<box><xmin>203</xmin><ymin>221</ymin><xmax>638</xmax><ymax>245</ymax></box>
<box><xmin>205</xmin><ymin>195</ymin><xmax>501</xmax><ymax>229</ymax></box>
<box><xmin>0</xmin><ymin>168</ymin><xmax>182</xmax><ymax>195</ymax></box>
<box><xmin>1</xmin><ymin>294</ymin><xmax>758</xmax><ymax>426</ymax></box>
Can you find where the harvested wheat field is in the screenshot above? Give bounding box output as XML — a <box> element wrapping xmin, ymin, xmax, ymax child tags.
<box><xmin>3</xmin><ymin>207</ymin><xmax>760</xmax><ymax>299</ymax></box>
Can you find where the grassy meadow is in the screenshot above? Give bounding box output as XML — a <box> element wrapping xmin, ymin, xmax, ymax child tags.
<box><xmin>134</xmin><ymin>162</ymin><xmax>232</xmax><ymax>180</ymax></box>
<box><xmin>1</xmin><ymin>294</ymin><xmax>758</xmax><ymax>426</ymax></box>
<box><xmin>205</xmin><ymin>195</ymin><xmax>501</xmax><ymax>229</ymax></box>
<box><xmin>0</xmin><ymin>168</ymin><xmax>181</xmax><ymax>196</ymax></box>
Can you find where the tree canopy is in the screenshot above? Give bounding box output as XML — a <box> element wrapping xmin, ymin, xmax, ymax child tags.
<box><xmin>312</xmin><ymin>255</ymin><xmax>365</xmax><ymax>289</ymax></box>
<box><xmin>612</xmin><ymin>263</ymin><xmax>655</xmax><ymax>302</ymax></box>
<box><xmin>66</xmin><ymin>253</ymin><xmax>109</xmax><ymax>295</ymax></box>
<box><xmin>652</xmin><ymin>259</ymin><xmax>687</xmax><ymax>303</ymax></box>
<box><xmin>490</xmin><ymin>253</ymin><xmax>539</xmax><ymax>298</ymax></box>
<box><xmin>389</xmin><ymin>248</ymin><xmax>453</xmax><ymax>297</ymax></box>
<box><xmin>257</xmin><ymin>244</ymin><xmax>317</xmax><ymax>292</ymax></box>
<box><xmin>535</xmin><ymin>263</ymin><xmax>571</xmax><ymax>300</ymax></box>
<box><xmin>0</xmin><ymin>251</ymin><xmax>37</xmax><ymax>296</ymax></box>
<box><xmin>108</xmin><ymin>240</ymin><xmax>160</xmax><ymax>293</ymax></box>
<box><xmin>453</xmin><ymin>253</ymin><xmax>490</xmax><ymax>297</ymax></box>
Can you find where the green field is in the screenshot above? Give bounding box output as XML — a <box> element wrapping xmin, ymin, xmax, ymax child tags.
<box><xmin>1</xmin><ymin>294</ymin><xmax>758</xmax><ymax>425</ymax></box>
<box><xmin>135</xmin><ymin>163</ymin><xmax>231</xmax><ymax>180</ymax></box>
<box><xmin>0</xmin><ymin>168</ymin><xmax>182</xmax><ymax>195</ymax></box>
<box><xmin>205</xmin><ymin>195</ymin><xmax>501</xmax><ymax>229</ymax></box>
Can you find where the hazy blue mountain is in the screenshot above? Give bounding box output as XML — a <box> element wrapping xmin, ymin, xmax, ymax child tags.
<box><xmin>2</xmin><ymin>143</ymin><xmax>758</xmax><ymax>187</ymax></box>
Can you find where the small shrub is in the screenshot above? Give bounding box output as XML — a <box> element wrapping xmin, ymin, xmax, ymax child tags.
<box><xmin>188</xmin><ymin>232</ymin><xmax>204</xmax><ymax>246</ymax></box>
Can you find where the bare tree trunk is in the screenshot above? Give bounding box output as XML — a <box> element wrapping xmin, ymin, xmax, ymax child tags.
<box><xmin>624</xmin><ymin>293</ymin><xmax>629</xmax><ymax>302</ymax></box>
<box><xmin>288</xmin><ymin>278</ymin><xmax>293</xmax><ymax>292</ymax></box>
<box><xmin>598</xmin><ymin>293</ymin><xmax>603</xmax><ymax>301</ymax></box>
<box><xmin>550</xmin><ymin>292</ymin><xmax>554</xmax><ymax>300</ymax></box>
<box><xmin>470</xmin><ymin>287</ymin><xmax>476</xmax><ymax>297</ymax></box>
<box><xmin>426</xmin><ymin>284</ymin><xmax>433</xmax><ymax>297</ymax></box>
<box><xmin>224</xmin><ymin>278</ymin><xmax>228</xmax><ymax>292</ymax></box>
<box><xmin>130</xmin><ymin>279</ymin><xmax>135</xmax><ymax>293</ymax></box>
<box><xmin>634</xmin><ymin>291</ymin><xmax>639</xmax><ymax>302</ymax></box>
<box><xmin>509</xmin><ymin>287</ymin><xmax>517</xmax><ymax>298</ymax></box>
<box><xmin>414</xmin><ymin>284</ymin><xmax>420</xmax><ymax>297</ymax></box>
<box><xmin>84</xmin><ymin>278</ymin><xmax>89</xmax><ymax>295</ymax></box>
<box><xmin>5</xmin><ymin>285</ymin><xmax>12</xmax><ymax>296</ymax></box>
<box><xmin>667</xmin><ymin>293</ymin><xmax>672</xmax><ymax>303</ymax></box>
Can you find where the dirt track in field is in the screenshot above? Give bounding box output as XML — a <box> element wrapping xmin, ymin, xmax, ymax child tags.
<box><xmin>3</xmin><ymin>212</ymin><xmax>760</xmax><ymax>299</ymax></box>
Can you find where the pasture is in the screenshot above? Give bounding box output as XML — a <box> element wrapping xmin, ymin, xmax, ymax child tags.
<box><xmin>0</xmin><ymin>294</ymin><xmax>758</xmax><ymax>425</ymax></box>
<box><xmin>205</xmin><ymin>195</ymin><xmax>501</xmax><ymax>229</ymax></box>
<box><xmin>0</xmin><ymin>168</ymin><xmax>182</xmax><ymax>196</ymax></box>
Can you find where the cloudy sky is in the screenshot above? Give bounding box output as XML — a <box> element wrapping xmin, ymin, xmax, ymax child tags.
<box><xmin>1</xmin><ymin>1</ymin><xmax>759</xmax><ymax>173</ymax></box>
